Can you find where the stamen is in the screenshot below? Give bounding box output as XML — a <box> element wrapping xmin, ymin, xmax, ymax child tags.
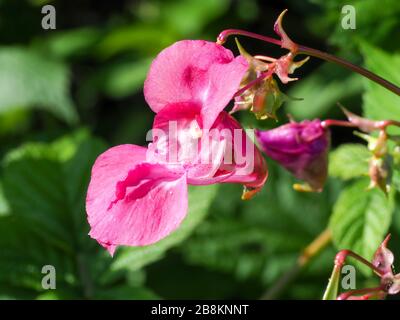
<box><xmin>254</xmin><ymin>55</ymin><xmax>277</xmax><ymax>62</ymax></box>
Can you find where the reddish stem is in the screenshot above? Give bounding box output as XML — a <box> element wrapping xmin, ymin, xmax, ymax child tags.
<box><xmin>322</xmin><ymin>117</ymin><xmax>400</xmax><ymax>131</ymax></box>
<box><xmin>217</xmin><ymin>29</ymin><xmax>400</xmax><ymax>97</ymax></box>
<box><xmin>337</xmin><ymin>286</ymin><xmax>385</xmax><ymax>300</ymax></box>
<box><xmin>381</xmin><ymin>119</ymin><xmax>400</xmax><ymax>129</ymax></box>
<box><xmin>335</xmin><ymin>250</ymin><xmax>384</xmax><ymax>276</ymax></box>
<box><xmin>321</xmin><ymin>120</ymin><xmax>357</xmax><ymax>129</ymax></box>
<box><xmin>297</xmin><ymin>45</ymin><xmax>400</xmax><ymax>97</ymax></box>
<box><xmin>217</xmin><ymin>29</ymin><xmax>282</xmax><ymax>47</ymax></box>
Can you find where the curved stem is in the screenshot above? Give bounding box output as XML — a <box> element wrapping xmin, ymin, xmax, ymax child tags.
<box><xmin>321</xmin><ymin>119</ymin><xmax>357</xmax><ymax>129</ymax></box>
<box><xmin>217</xmin><ymin>29</ymin><xmax>282</xmax><ymax>47</ymax></box>
<box><xmin>337</xmin><ymin>286</ymin><xmax>385</xmax><ymax>300</ymax></box>
<box><xmin>217</xmin><ymin>29</ymin><xmax>400</xmax><ymax>97</ymax></box>
<box><xmin>297</xmin><ymin>45</ymin><xmax>400</xmax><ymax>96</ymax></box>
<box><xmin>335</xmin><ymin>249</ymin><xmax>384</xmax><ymax>276</ymax></box>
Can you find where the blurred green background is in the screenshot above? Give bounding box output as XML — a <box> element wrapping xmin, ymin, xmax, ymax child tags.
<box><xmin>1</xmin><ymin>0</ymin><xmax>400</xmax><ymax>299</ymax></box>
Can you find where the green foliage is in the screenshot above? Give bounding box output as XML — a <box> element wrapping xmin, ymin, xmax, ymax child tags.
<box><xmin>98</xmin><ymin>0</ymin><xmax>230</xmax><ymax>57</ymax></box>
<box><xmin>308</xmin><ymin>0</ymin><xmax>400</xmax><ymax>51</ymax></box>
<box><xmin>361</xmin><ymin>44</ymin><xmax>400</xmax><ymax>133</ymax></box>
<box><xmin>91</xmin><ymin>58</ymin><xmax>152</xmax><ymax>99</ymax></box>
<box><xmin>329</xmin><ymin>144</ymin><xmax>370</xmax><ymax>180</ymax></box>
<box><xmin>0</xmin><ymin>47</ymin><xmax>77</xmax><ymax>124</ymax></box>
<box><xmin>286</xmin><ymin>63</ymin><xmax>363</xmax><ymax>119</ymax></box>
<box><xmin>329</xmin><ymin>179</ymin><xmax>395</xmax><ymax>275</ymax></box>
<box><xmin>179</xmin><ymin>164</ymin><xmax>338</xmax><ymax>298</ymax></box>
<box><xmin>36</xmin><ymin>28</ymin><xmax>102</xmax><ymax>60</ymax></box>
<box><xmin>322</xmin><ymin>265</ymin><xmax>341</xmax><ymax>300</ymax></box>
<box><xmin>0</xmin><ymin>131</ymin><xmax>218</xmax><ymax>299</ymax></box>
<box><xmin>0</xmin><ymin>180</ymin><xmax>9</xmax><ymax>217</ymax></box>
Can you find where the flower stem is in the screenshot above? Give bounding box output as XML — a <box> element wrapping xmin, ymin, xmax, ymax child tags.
<box><xmin>217</xmin><ymin>29</ymin><xmax>400</xmax><ymax>96</ymax></box>
<box><xmin>261</xmin><ymin>228</ymin><xmax>332</xmax><ymax>299</ymax></box>
<box><xmin>337</xmin><ymin>286</ymin><xmax>385</xmax><ymax>300</ymax></box>
<box><xmin>298</xmin><ymin>228</ymin><xmax>332</xmax><ymax>266</ymax></box>
<box><xmin>297</xmin><ymin>45</ymin><xmax>400</xmax><ymax>96</ymax></box>
<box><xmin>217</xmin><ymin>29</ymin><xmax>282</xmax><ymax>47</ymax></box>
<box><xmin>335</xmin><ymin>249</ymin><xmax>384</xmax><ymax>276</ymax></box>
<box><xmin>321</xmin><ymin>119</ymin><xmax>357</xmax><ymax>129</ymax></box>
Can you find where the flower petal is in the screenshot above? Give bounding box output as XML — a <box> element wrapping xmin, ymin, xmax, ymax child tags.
<box><xmin>86</xmin><ymin>144</ymin><xmax>188</xmax><ymax>254</ymax></box>
<box><xmin>212</xmin><ymin>112</ymin><xmax>268</xmax><ymax>196</ymax></box>
<box><xmin>150</xmin><ymin>102</ymin><xmax>229</xmax><ymax>183</ymax></box>
<box><xmin>144</xmin><ymin>40</ymin><xmax>248</xmax><ymax>129</ymax></box>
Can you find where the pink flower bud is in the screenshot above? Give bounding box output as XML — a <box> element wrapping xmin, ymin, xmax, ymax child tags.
<box><xmin>256</xmin><ymin>119</ymin><xmax>330</xmax><ymax>191</ymax></box>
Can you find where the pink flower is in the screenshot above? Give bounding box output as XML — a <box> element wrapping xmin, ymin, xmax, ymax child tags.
<box><xmin>86</xmin><ymin>40</ymin><xmax>268</xmax><ymax>255</ymax></box>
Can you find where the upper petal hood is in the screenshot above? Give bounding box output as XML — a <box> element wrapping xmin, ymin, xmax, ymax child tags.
<box><xmin>144</xmin><ymin>40</ymin><xmax>248</xmax><ymax>129</ymax></box>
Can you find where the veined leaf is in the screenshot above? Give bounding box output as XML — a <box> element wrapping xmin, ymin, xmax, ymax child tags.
<box><xmin>329</xmin><ymin>179</ymin><xmax>394</xmax><ymax>275</ymax></box>
<box><xmin>329</xmin><ymin>144</ymin><xmax>370</xmax><ymax>180</ymax></box>
<box><xmin>361</xmin><ymin>44</ymin><xmax>400</xmax><ymax>134</ymax></box>
<box><xmin>0</xmin><ymin>133</ymin><xmax>156</xmax><ymax>298</ymax></box>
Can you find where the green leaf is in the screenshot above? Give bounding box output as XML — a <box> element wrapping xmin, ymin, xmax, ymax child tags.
<box><xmin>329</xmin><ymin>144</ymin><xmax>370</xmax><ymax>180</ymax></box>
<box><xmin>361</xmin><ymin>44</ymin><xmax>400</xmax><ymax>134</ymax></box>
<box><xmin>322</xmin><ymin>265</ymin><xmax>340</xmax><ymax>300</ymax></box>
<box><xmin>2</xmin><ymin>131</ymin><xmax>106</xmax><ymax>253</ymax></box>
<box><xmin>329</xmin><ymin>179</ymin><xmax>394</xmax><ymax>275</ymax></box>
<box><xmin>0</xmin><ymin>47</ymin><xmax>78</xmax><ymax>124</ymax></box>
<box><xmin>111</xmin><ymin>184</ymin><xmax>218</xmax><ymax>272</ymax></box>
<box><xmin>0</xmin><ymin>132</ymin><xmax>153</xmax><ymax>298</ymax></box>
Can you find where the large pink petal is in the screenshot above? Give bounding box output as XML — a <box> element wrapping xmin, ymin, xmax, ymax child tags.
<box><xmin>86</xmin><ymin>144</ymin><xmax>188</xmax><ymax>255</ymax></box>
<box><xmin>144</xmin><ymin>40</ymin><xmax>248</xmax><ymax>129</ymax></box>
